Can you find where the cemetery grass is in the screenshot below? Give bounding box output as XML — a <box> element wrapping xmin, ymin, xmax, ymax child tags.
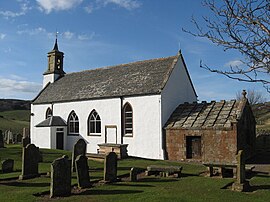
<box><xmin>0</xmin><ymin>145</ymin><xmax>269</xmax><ymax>202</ymax></box>
<box><xmin>0</xmin><ymin>110</ymin><xmax>30</xmax><ymax>134</ymax></box>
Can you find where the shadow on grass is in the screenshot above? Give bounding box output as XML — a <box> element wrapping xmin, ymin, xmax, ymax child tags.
<box><xmin>76</xmin><ymin>189</ymin><xmax>143</xmax><ymax>196</ymax></box>
<box><xmin>137</xmin><ymin>177</ymin><xmax>177</xmax><ymax>183</ymax></box>
<box><xmin>111</xmin><ymin>183</ymin><xmax>154</xmax><ymax>187</ymax></box>
<box><xmin>221</xmin><ymin>181</ymin><xmax>270</xmax><ymax>192</ymax></box>
<box><xmin>0</xmin><ymin>181</ymin><xmax>50</xmax><ymax>187</ymax></box>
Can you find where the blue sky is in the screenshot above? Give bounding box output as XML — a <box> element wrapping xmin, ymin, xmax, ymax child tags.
<box><xmin>0</xmin><ymin>0</ymin><xmax>268</xmax><ymax>101</ymax></box>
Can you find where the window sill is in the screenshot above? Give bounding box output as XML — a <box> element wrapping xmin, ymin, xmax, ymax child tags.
<box><xmin>88</xmin><ymin>133</ymin><xmax>102</xmax><ymax>136</ymax></box>
<box><xmin>124</xmin><ymin>134</ymin><xmax>133</xmax><ymax>137</ymax></box>
<box><xmin>67</xmin><ymin>133</ymin><xmax>79</xmax><ymax>136</ymax></box>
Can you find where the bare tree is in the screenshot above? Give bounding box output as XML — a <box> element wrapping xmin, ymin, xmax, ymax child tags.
<box><xmin>236</xmin><ymin>89</ymin><xmax>266</xmax><ymax>105</ymax></box>
<box><xmin>183</xmin><ymin>0</ymin><xmax>270</xmax><ymax>92</ymax></box>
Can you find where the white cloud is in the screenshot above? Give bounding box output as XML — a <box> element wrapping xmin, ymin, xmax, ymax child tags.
<box><xmin>0</xmin><ymin>0</ymin><xmax>31</xmax><ymax>19</ymax></box>
<box><xmin>17</xmin><ymin>27</ymin><xmax>48</xmax><ymax>35</ymax></box>
<box><xmin>84</xmin><ymin>5</ymin><xmax>94</xmax><ymax>13</ymax></box>
<box><xmin>0</xmin><ymin>77</ymin><xmax>42</xmax><ymax>94</ymax></box>
<box><xmin>99</xmin><ymin>0</ymin><xmax>141</xmax><ymax>10</ymax></box>
<box><xmin>0</xmin><ymin>33</ymin><xmax>6</xmax><ymax>40</ymax></box>
<box><xmin>36</xmin><ymin>0</ymin><xmax>83</xmax><ymax>13</ymax></box>
<box><xmin>225</xmin><ymin>60</ymin><xmax>243</xmax><ymax>67</ymax></box>
<box><xmin>63</xmin><ymin>31</ymin><xmax>74</xmax><ymax>39</ymax></box>
<box><xmin>78</xmin><ymin>32</ymin><xmax>95</xmax><ymax>40</ymax></box>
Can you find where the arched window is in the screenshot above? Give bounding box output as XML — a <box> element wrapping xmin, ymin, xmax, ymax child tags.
<box><xmin>45</xmin><ymin>108</ymin><xmax>52</xmax><ymax>119</ymax></box>
<box><xmin>68</xmin><ymin>111</ymin><xmax>79</xmax><ymax>135</ymax></box>
<box><xmin>88</xmin><ymin>110</ymin><xmax>101</xmax><ymax>135</ymax></box>
<box><xmin>123</xmin><ymin>103</ymin><xmax>133</xmax><ymax>136</ymax></box>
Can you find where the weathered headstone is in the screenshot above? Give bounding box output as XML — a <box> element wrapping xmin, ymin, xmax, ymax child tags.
<box><xmin>71</xmin><ymin>139</ymin><xmax>86</xmax><ymax>172</ymax></box>
<box><xmin>1</xmin><ymin>159</ymin><xmax>14</xmax><ymax>173</ymax></box>
<box><xmin>75</xmin><ymin>155</ymin><xmax>91</xmax><ymax>188</ymax></box>
<box><xmin>50</xmin><ymin>155</ymin><xmax>71</xmax><ymax>198</ymax></box>
<box><xmin>22</xmin><ymin>137</ymin><xmax>31</xmax><ymax>147</ymax></box>
<box><xmin>16</xmin><ymin>134</ymin><xmax>22</xmax><ymax>143</ymax></box>
<box><xmin>0</xmin><ymin>130</ymin><xmax>4</xmax><ymax>148</ymax></box>
<box><xmin>104</xmin><ymin>152</ymin><xmax>117</xmax><ymax>182</ymax></box>
<box><xmin>4</xmin><ymin>130</ymin><xmax>8</xmax><ymax>142</ymax></box>
<box><xmin>7</xmin><ymin>130</ymin><xmax>13</xmax><ymax>144</ymax></box>
<box><xmin>22</xmin><ymin>127</ymin><xmax>29</xmax><ymax>138</ymax></box>
<box><xmin>130</xmin><ymin>167</ymin><xmax>138</xmax><ymax>182</ymax></box>
<box><xmin>19</xmin><ymin>144</ymin><xmax>40</xmax><ymax>180</ymax></box>
<box><xmin>232</xmin><ymin>150</ymin><xmax>250</xmax><ymax>192</ymax></box>
<box><xmin>13</xmin><ymin>134</ymin><xmax>17</xmax><ymax>144</ymax></box>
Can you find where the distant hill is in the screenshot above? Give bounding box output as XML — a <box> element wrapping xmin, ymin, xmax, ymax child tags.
<box><xmin>0</xmin><ymin>99</ymin><xmax>30</xmax><ymax>112</ymax></box>
<box><xmin>252</xmin><ymin>102</ymin><xmax>270</xmax><ymax>132</ymax></box>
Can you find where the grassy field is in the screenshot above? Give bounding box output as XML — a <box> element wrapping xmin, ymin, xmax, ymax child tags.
<box><xmin>0</xmin><ymin>110</ymin><xmax>30</xmax><ymax>134</ymax></box>
<box><xmin>0</xmin><ymin>145</ymin><xmax>269</xmax><ymax>202</ymax></box>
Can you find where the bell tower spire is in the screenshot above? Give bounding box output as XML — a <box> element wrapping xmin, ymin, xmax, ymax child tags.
<box><xmin>43</xmin><ymin>34</ymin><xmax>65</xmax><ymax>88</ymax></box>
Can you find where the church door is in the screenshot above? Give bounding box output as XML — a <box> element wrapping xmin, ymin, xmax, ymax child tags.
<box><xmin>105</xmin><ymin>126</ymin><xmax>117</xmax><ymax>144</ymax></box>
<box><xmin>186</xmin><ymin>136</ymin><xmax>201</xmax><ymax>159</ymax></box>
<box><xmin>56</xmin><ymin>132</ymin><xmax>64</xmax><ymax>150</ymax></box>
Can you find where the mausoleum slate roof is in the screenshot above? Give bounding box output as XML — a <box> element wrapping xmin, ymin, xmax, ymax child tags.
<box><xmin>33</xmin><ymin>55</ymin><xmax>180</xmax><ymax>104</ymax></box>
<box><xmin>165</xmin><ymin>98</ymin><xmax>248</xmax><ymax>130</ymax></box>
<box><xmin>35</xmin><ymin>116</ymin><xmax>67</xmax><ymax>127</ymax></box>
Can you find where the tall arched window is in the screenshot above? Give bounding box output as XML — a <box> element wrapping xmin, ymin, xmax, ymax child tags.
<box><xmin>88</xmin><ymin>110</ymin><xmax>101</xmax><ymax>135</ymax></box>
<box><xmin>123</xmin><ymin>103</ymin><xmax>133</xmax><ymax>136</ymax></box>
<box><xmin>68</xmin><ymin>111</ymin><xmax>79</xmax><ymax>135</ymax></box>
<box><xmin>45</xmin><ymin>108</ymin><xmax>52</xmax><ymax>119</ymax></box>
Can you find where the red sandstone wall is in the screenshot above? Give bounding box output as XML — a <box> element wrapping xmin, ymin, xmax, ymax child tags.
<box><xmin>166</xmin><ymin>128</ymin><xmax>238</xmax><ymax>164</ymax></box>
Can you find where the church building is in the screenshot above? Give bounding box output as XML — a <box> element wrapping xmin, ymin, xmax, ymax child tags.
<box><xmin>31</xmin><ymin>39</ymin><xmax>197</xmax><ymax>160</ymax></box>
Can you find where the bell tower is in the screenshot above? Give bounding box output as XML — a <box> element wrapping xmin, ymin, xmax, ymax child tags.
<box><xmin>43</xmin><ymin>37</ymin><xmax>65</xmax><ymax>88</ymax></box>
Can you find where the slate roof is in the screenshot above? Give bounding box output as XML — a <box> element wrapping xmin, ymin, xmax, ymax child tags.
<box><xmin>35</xmin><ymin>116</ymin><xmax>67</xmax><ymax>127</ymax></box>
<box><xmin>165</xmin><ymin>99</ymin><xmax>248</xmax><ymax>130</ymax></box>
<box><xmin>33</xmin><ymin>55</ymin><xmax>182</xmax><ymax>104</ymax></box>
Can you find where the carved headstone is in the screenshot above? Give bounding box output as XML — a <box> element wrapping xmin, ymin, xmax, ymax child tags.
<box><xmin>75</xmin><ymin>155</ymin><xmax>91</xmax><ymax>188</ymax></box>
<box><xmin>50</xmin><ymin>155</ymin><xmax>71</xmax><ymax>198</ymax></box>
<box><xmin>7</xmin><ymin>130</ymin><xmax>13</xmax><ymax>144</ymax></box>
<box><xmin>232</xmin><ymin>150</ymin><xmax>250</xmax><ymax>192</ymax></box>
<box><xmin>16</xmin><ymin>134</ymin><xmax>22</xmax><ymax>143</ymax></box>
<box><xmin>19</xmin><ymin>144</ymin><xmax>40</xmax><ymax>180</ymax></box>
<box><xmin>0</xmin><ymin>130</ymin><xmax>4</xmax><ymax>148</ymax></box>
<box><xmin>1</xmin><ymin>159</ymin><xmax>14</xmax><ymax>173</ymax></box>
<box><xmin>4</xmin><ymin>130</ymin><xmax>8</xmax><ymax>142</ymax></box>
<box><xmin>22</xmin><ymin>128</ymin><xmax>29</xmax><ymax>138</ymax></box>
<box><xmin>104</xmin><ymin>152</ymin><xmax>117</xmax><ymax>182</ymax></box>
<box><xmin>72</xmin><ymin>139</ymin><xmax>86</xmax><ymax>172</ymax></box>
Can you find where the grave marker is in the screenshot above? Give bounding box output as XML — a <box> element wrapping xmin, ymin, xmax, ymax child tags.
<box><xmin>104</xmin><ymin>152</ymin><xmax>117</xmax><ymax>182</ymax></box>
<box><xmin>1</xmin><ymin>159</ymin><xmax>14</xmax><ymax>173</ymax></box>
<box><xmin>75</xmin><ymin>155</ymin><xmax>91</xmax><ymax>188</ymax></box>
<box><xmin>71</xmin><ymin>139</ymin><xmax>86</xmax><ymax>172</ymax></box>
<box><xmin>50</xmin><ymin>155</ymin><xmax>71</xmax><ymax>198</ymax></box>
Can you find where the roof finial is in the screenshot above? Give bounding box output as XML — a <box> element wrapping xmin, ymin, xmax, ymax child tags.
<box><xmin>242</xmin><ymin>89</ymin><xmax>247</xmax><ymax>99</ymax></box>
<box><xmin>53</xmin><ymin>30</ymin><xmax>59</xmax><ymax>51</ymax></box>
<box><xmin>178</xmin><ymin>42</ymin><xmax>181</xmax><ymax>55</ymax></box>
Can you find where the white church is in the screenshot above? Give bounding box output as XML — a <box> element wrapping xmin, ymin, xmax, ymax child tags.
<box><xmin>31</xmin><ymin>39</ymin><xmax>197</xmax><ymax>160</ymax></box>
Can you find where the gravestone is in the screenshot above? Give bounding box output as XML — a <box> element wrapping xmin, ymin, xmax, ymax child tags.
<box><xmin>19</xmin><ymin>144</ymin><xmax>40</xmax><ymax>180</ymax></box>
<box><xmin>7</xmin><ymin>130</ymin><xmax>13</xmax><ymax>144</ymax></box>
<box><xmin>13</xmin><ymin>134</ymin><xmax>17</xmax><ymax>144</ymax></box>
<box><xmin>16</xmin><ymin>134</ymin><xmax>22</xmax><ymax>143</ymax></box>
<box><xmin>22</xmin><ymin>137</ymin><xmax>31</xmax><ymax>147</ymax></box>
<box><xmin>4</xmin><ymin>130</ymin><xmax>8</xmax><ymax>142</ymax></box>
<box><xmin>1</xmin><ymin>159</ymin><xmax>14</xmax><ymax>173</ymax></box>
<box><xmin>50</xmin><ymin>155</ymin><xmax>71</xmax><ymax>198</ymax></box>
<box><xmin>22</xmin><ymin>128</ymin><xmax>29</xmax><ymax>138</ymax></box>
<box><xmin>104</xmin><ymin>152</ymin><xmax>118</xmax><ymax>182</ymax></box>
<box><xmin>0</xmin><ymin>130</ymin><xmax>4</xmax><ymax>148</ymax></box>
<box><xmin>75</xmin><ymin>155</ymin><xmax>91</xmax><ymax>188</ymax></box>
<box><xmin>71</xmin><ymin>139</ymin><xmax>86</xmax><ymax>172</ymax></box>
<box><xmin>232</xmin><ymin>150</ymin><xmax>250</xmax><ymax>192</ymax></box>
<box><xmin>130</xmin><ymin>167</ymin><xmax>138</xmax><ymax>182</ymax></box>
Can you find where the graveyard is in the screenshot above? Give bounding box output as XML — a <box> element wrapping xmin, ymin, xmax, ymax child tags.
<box><xmin>0</xmin><ymin>143</ymin><xmax>269</xmax><ymax>202</ymax></box>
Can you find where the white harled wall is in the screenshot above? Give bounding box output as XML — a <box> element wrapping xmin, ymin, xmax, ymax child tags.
<box><xmin>161</xmin><ymin>57</ymin><xmax>197</xmax><ymax>126</ymax></box>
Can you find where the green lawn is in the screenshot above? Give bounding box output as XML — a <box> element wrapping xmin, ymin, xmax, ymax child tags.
<box><xmin>0</xmin><ymin>145</ymin><xmax>269</xmax><ymax>202</ymax></box>
<box><xmin>0</xmin><ymin>110</ymin><xmax>30</xmax><ymax>134</ymax></box>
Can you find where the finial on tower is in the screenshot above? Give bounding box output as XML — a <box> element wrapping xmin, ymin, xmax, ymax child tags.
<box><xmin>242</xmin><ymin>89</ymin><xmax>247</xmax><ymax>99</ymax></box>
<box><xmin>53</xmin><ymin>31</ymin><xmax>59</xmax><ymax>51</ymax></box>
